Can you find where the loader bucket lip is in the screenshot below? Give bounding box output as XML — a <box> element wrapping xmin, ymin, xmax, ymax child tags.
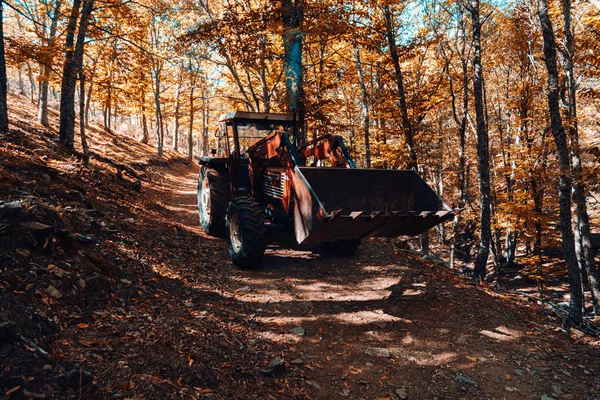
<box><xmin>291</xmin><ymin>167</ymin><xmax>455</xmax><ymax>244</ymax></box>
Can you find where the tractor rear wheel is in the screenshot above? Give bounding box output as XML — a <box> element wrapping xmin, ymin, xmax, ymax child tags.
<box><xmin>323</xmin><ymin>239</ymin><xmax>361</xmax><ymax>256</ymax></box>
<box><xmin>226</xmin><ymin>197</ymin><xmax>266</xmax><ymax>268</ymax></box>
<box><xmin>198</xmin><ymin>166</ymin><xmax>229</xmax><ymax>237</ymax></box>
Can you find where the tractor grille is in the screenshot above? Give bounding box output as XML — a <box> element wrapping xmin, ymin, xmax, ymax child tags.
<box><xmin>259</xmin><ymin>171</ymin><xmax>287</xmax><ymax>199</ymax></box>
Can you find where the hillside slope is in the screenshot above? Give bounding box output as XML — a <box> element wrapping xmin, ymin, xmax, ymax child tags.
<box><xmin>1</xmin><ymin>93</ymin><xmax>600</xmax><ymax>399</ymax></box>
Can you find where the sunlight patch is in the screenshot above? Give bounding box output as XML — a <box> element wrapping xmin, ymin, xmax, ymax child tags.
<box><xmin>393</xmin><ymin>350</ymin><xmax>458</xmax><ymax>366</ymax></box>
<box><xmin>480</xmin><ymin>326</ymin><xmax>522</xmax><ymax>341</ymax></box>
<box><xmin>335</xmin><ymin>309</ymin><xmax>410</xmax><ymax>325</ymax></box>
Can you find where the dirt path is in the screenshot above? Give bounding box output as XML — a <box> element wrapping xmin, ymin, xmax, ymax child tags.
<box><xmin>153</xmin><ymin>164</ymin><xmax>600</xmax><ymax>400</ymax></box>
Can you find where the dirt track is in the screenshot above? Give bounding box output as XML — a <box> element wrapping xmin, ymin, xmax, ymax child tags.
<box><xmin>148</xmin><ymin>163</ymin><xmax>600</xmax><ymax>399</ymax></box>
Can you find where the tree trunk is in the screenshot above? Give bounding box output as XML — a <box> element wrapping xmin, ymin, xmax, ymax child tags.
<box><xmin>0</xmin><ymin>0</ymin><xmax>8</xmax><ymax>133</ymax></box>
<box><xmin>153</xmin><ymin>67</ymin><xmax>163</xmax><ymax>157</ymax></box>
<box><xmin>141</xmin><ymin>105</ymin><xmax>149</xmax><ymax>144</ymax></box>
<box><xmin>537</xmin><ymin>0</ymin><xmax>583</xmax><ymax>324</ymax></box>
<box><xmin>59</xmin><ymin>0</ymin><xmax>94</xmax><ymax>148</ymax></box>
<box><xmin>37</xmin><ymin>0</ymin><xmax>62</xmax><ymax>127</ymax></box>
<box><xmin>354</xmin><ymin>45</ymin><xmax>371</xmax><ymax>168</ymax></box>
<box><xmin>383</xmin><ymin>4</ymin><xmax>417</xmax><ymax>171</ymax></box>
<box><xmin>188</xmin><ymin>84</ymin><xmax>195</xmax><ymax>161</ymax></box>
<box><xmin>26</xmin><ymin>63</ymin><xmax>36</xmax><ymax>103</ymax></box>
<box><xmin>79</xmin><ymin>71</ymin><xmax>89</xmax><ymax>166</ymax></box>
<box><xmin>561</xmin><ymin>0</ymin><xmax>599</xmax><ymax>315</ymax></box>
<box><xmin>281</xmin><ymin>0</ymin><xmax>306</xmax><ymax>145</ymax></box>
<box><xmin>173</xmin><ymin>64</ymin><xmax>183</xmax><ymax>152</ymax></box>
<box><xmin>469</xmin><ymin>0</ymin><xmax>491</xmax><ymax>281</ymax></box>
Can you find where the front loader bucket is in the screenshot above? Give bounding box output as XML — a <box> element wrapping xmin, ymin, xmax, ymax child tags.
<box><xmin>289</xmin><ymin>167</ymin><xmax>454</xmax><ymax>244</ymax></box>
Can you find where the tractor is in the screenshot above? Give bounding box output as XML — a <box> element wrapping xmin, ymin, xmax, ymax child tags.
<box><xmin>197</xmin><ymin>111</ymin><xmax>454</xmax><ymax>268</ymax></box>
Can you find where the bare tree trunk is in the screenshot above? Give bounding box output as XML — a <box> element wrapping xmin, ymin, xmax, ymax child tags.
<box><xmin>469</xmin><ymin>0</ymin><xmax>491</xmax><ymax>281</ymax></box>
<box><xmin>354</xmin><ymin>45</ymin><xmax>371</xmax><ymax>168</ymax></box>
<box><xmin>18</xmin><ymin>68</ymin><xmax>25</xmax><ymax>95</ymax></box>
<box><xmin>383</xmin><ymin>4</ymin><xmax>417</xmax><ymax>171</ymax></box>
<box><xmin>141</xmin><ymin>103</ymin><xmax>149</xmax><ymax>144</ymax></box>
<box><xmin>282</xmin><ymin>0</ymin><xmax>306</xmax><ymax>145</ymax></box>
<box><xmin>153</xmin><ymin>67</ymin><xmax>163</xmax><ymax>157</ymax></box>
<box><xmin>38</xmin><ymin>0</ymin><xmax>62</xmax><ymax>127</ymax></box>
<box><xmin>537</xmin><ymin>0</ymin><xmax>583</xmax><ymax>324</ymax></box>
<box><xmin>561</xmin><ymin>0</ymin><xmax>599</xmax><ymax>315</ymax></box>
<box><xmin>0</xmin><ymin>0</ymin><xmax>7</xmax><ymax>133</ymax></box>
<box><xmin>173</xmin><ymin>63</ymin><xmax>183</xmax><ymax>152</ymax></box>
<box><xmin>188</xmin><ymin>84</ymin><xmax>195</xmax><ymax>161</ymax></box>
<box><xmin>59</xmin><ymin>0</ymin><xmax>94</xmax><ymax>148</ymax></box>
<box><xmin>79</xmin><ymin>71</ymin><xmax>89</xmax><ymax>166</ymax></box>
<box><xmin>26</xmin><ymin>63</ymin><xmax>36</xmax><ymax>103</ymax></box>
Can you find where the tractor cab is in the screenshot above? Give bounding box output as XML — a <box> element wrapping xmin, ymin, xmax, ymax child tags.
<box><xmin>214</xmin><ymin>111</ymin><xmax>295</xmax><ymax>158</ymax></box>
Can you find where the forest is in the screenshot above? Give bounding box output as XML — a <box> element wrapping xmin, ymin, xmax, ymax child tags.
<box><xmin>0</xmin><ymin>0</ymin><xmax>600</xmax><ymax>398</ymax></box>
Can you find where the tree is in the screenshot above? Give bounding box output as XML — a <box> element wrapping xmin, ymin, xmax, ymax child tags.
<box><xmin>37</xmin><ymin>0</ymin><xmax>63</xmax><ymax>127</ymax></box>
<box><xmin>466</xmin><ymin>0</ymin><xmax>491</xmax><ymax>281</ymax></box>
<box><xmin>537</xmin><ymin>0</ymin><xmax>583</xmax><ymax>324</ymax></box>
<box><xmin>281</xmin><ymin>0</ymin><xmax>306</xmax><ymax>144</ymax></box>
<box><xmin>0</xmin><ymin>0</ymin><xmax>8</xmax><ymax>133</ymax></box>
<box><xmin>560</xmin><ymin>0</ymin><xmax>599</xmax><ymax>315</ymax></box>
<box><xmin>58</xmin><ymin>0</ymin><xmax>95</xmax><ymax>148</ymax></box>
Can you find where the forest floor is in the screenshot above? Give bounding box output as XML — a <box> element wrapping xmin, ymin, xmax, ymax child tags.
<box><xmin>1</xmin><ymin>92</ymin><xmax>600</xmax><ymax>400</ymax></box>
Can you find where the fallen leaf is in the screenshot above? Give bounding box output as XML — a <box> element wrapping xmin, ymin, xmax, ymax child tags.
<box><xmin>6</xmin><ymin>386</ymin><xmax>20</xmax><ymax>395</ymax></box>
<box><xmin>77</xmin><ymin>323</ymin><xmax>89</xmax><ymax>329</ymax></box>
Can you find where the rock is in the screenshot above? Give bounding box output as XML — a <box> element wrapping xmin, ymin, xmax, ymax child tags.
<box><xmin>66</xmin><ymin>369</ymin><xmax>94</xmax><ymax>390</ymax></box>
<box><xmin>569</xmin><ymin>328</ymin><xmax>585</xmax><ymax>339</ymax></box>
<box><xmin>439</xmin><ymin>328</ymin><xmax>450</xmax><ymax>334</ymax></box>
<box><xmin>505</xmin><ymin>387</ymin><xmax>518</xmax><ymax>392</ymax></box>
<box><xmin>0</xmin><ymin>321</ymin><xmax>17</xmax><ymax>343</ymax></box>
<box><xmin>540</xmin><ymin>396</ymin><xmax>555</xmax><ymax>400</ymax></box>
<box><xmin>290</xmin><ymin>359</ymin><xmax>303</xmax><ymax>365</ymax></box>
<box><xmin>0</xmin><ymin>200</ymin><xmax>24</xmax><ymax>218</ymax></box>
<box><xmin>552</xmin><ymin>385</ymin><xmax>562</xmax><ymax>395</ymax></box>
<box><xmin>21</xmin><ymin>221</ymin><xmax>52</xmax><ymax>231</ymax></box>
<box><xmin>514</xmin><ymin>369</ymin><xmax>524</xmax><ymax>376</ymax></box>
<box><xmin>456</xmin><ymin>335</ymin><xmax>467</xmax><ymax>344</ymax></box>
<box><xmin>365</xmin><ymin>347</ymin><xmax>391</xmax><ymax>358</ymax></box>
<box><xmin>262</xmin><ymin>357</ymin><xmax>286</xmax><ymax>376</ymax></box>
<box><xmin>358</xmin><ymin>380</ymin><xmax>369</xmax><ymax>386</ymax></box>
<box><xmin>46</xmin><ymin>285</ymin><xmax>62</xmax><ymax>299</ymax></box>
<box><xmin>72</xmin><ymin>233</ymin><xmax>94</xmax><ymax>244</ymax></box>
<box><xmin>22</xmin><ymin>389</ymin><xmax>47</xmax><ymax>398</ymax></box>
<box><xmin>306</xmin><ymin>380</ymin><xmax>321</xmax><ymax>389</ymax></box>
<box><xmin>125</xmin><ymin>218</ymin><xmax>135</xmax><ymax>224</ymax></box>
<box><xmin>454</xmin><ymin>375</ymin><xmax>476</xmax><ymax>385</ymax></box>
<box><xmin>396</xmin><ymin>387</ymin><xmax>408</xmax><ymax>399</ymax></box>
<box><xmin>120</xmin><ymin>279</ymin><xmax>132</xmax><ymax>285</ymax></box>
<box><xmin>289</xmin><ymin>327</ymin><xmax>305</xmax><ymax>336</ymax></box>
<box><xmin>340</xmin><ymin>388</ymin><xmax>351</xmax><ymax>397</ymax></box>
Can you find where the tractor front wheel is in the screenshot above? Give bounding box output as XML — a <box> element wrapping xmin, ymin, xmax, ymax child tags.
<box><xmin>226</xmin><ymin>197</ymin><xmax>267</xmax><ymax>268</ymax></box>
<box><xmin>198</xmin><ymin>166</ymin><xmax>229</xmax><ymax>237</ymax></box>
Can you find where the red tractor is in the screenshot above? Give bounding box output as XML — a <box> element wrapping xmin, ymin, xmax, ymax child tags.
<box><xmin>198</xmin><ymin>111</ymin><xmax>453</xmax><ymax>268</ymax></box>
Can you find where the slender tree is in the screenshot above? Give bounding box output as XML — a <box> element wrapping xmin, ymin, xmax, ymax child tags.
<box><xmin>281</xmin><ymin>0</ymin><xmax>306</xmax><ymax>145</ymax></box>
<box><xmin>466</xmin><ymin>0</ymin><xmax>491</xmax><ymax>281</ymax></box>
<box><xmin>0</xmin><ymin>0</ymin><xmax>8</xmax><ymax>133</ymax></box>
<box><xmin>59</xmin><ymin>0</ymin><xmax>94</xmax><ymax>148</ymax></box>
<box><xmin>537</xmin><ymin>0</ymin><xmax>583</xmax><ymax>324</ymax></box>
<box><xmin>38</xmin><ymin>0</ymin><xmax>63</xmax><ymax>127</ymax></box>
<box><xmin>561</xmin><ymin>0</ymin><xmax>599</xmax><ymax>315</ymax></box>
